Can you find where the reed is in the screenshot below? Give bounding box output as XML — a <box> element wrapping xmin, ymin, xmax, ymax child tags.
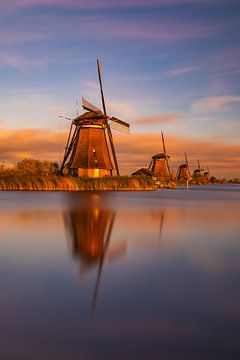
<box><xmin>0</xmin><ymin>175</ymin><xmax>158</xmax><ymax>191</ymax></box>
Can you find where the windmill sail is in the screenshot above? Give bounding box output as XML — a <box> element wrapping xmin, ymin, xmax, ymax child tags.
<box><xmin>110</xmin><ymin>117</ymin><xmax>130</xmax><ymax>134</ymax></box>
<box><xmin>97</xmin><ymin>59</ymin><xmax>107</xmax><ymax>116</ymax></box>
<box><xmin>82</xmin><ymin>97</ymin><xmax>102</xmax><ymax>113</ymax></box>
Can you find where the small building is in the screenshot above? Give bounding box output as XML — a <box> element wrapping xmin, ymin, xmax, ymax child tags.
<box><xmin>132</xmin><ymin>168</ymin><xmax>154</xmax><ymax>177</ymax></box>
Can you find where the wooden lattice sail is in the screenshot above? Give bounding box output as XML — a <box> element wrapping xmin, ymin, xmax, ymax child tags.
<box><xmin>60</xmin><ymin>60</ymin><xmax>130</xmax><ymax>177</ymax></box>
<box><xmin>149</xmin><ymin>132</ymin><xmax>171</xmax><ymax>178</ymax></box>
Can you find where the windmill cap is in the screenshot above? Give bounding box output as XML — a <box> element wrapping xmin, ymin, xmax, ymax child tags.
<box><xmin>75</xmin><ymin>110</ymin><xmax>104</xmax><ymax>120</ymax></box>
<box><xmin>152</xmin><ymin>153</ymin><xmax>170</xmax><ymax>159</ymax></box>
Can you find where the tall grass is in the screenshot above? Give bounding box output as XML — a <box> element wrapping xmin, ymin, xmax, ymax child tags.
<box><xmin>0</xmin><ymin>175</ymin><xmax>161</xmax><ymax>191</ymax></box>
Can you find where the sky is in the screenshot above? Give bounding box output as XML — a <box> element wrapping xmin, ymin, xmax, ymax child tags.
<box><xmin>0</xmin><ymin>0</ymin><xmax>240</xmax><ymax>178</ymax></box>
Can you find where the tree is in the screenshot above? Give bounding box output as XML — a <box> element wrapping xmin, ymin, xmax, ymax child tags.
<box><xmin>16</xmin><ymin>159</ymin><xmax>59</xmax><ymax>175</ymax></box>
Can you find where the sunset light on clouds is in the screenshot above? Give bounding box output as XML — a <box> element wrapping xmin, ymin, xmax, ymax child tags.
<box><xmin>0</xmin><ymin>0</ymin><xmax>240</xmax><ymax>177</ymax></box>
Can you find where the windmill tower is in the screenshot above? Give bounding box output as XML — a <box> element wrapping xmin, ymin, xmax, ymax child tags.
<box><xmin>60</xmin><ymin>60</ymin><xmax>130</xmax><ymax>177</ymax></box>
<box><xmin>176</xmin><ymin>152</ymin><xmax>191</xmax><ymax>181</ymax></box>
<box><xmin>149</xmin><ymin>132</ymin><xmax>171</xmax><ymax>179</ymax></box>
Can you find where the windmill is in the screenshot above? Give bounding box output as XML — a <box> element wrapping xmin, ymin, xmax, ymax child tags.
<box><xmin>148</xmin><ymin>132</ymin><xmax>171</xmax><ymax>179</ymax></box>
<box><xmin>204</xmin><ymin>165</ymin><xmax>211</xmax><ymax>182</ymax></box>
<box><xmin>176</xmin><ymin>152</ymin><xmax>191</xmax><ymax>181</ymax></box>
<box><xmin>193</xmin><ymin>159</ymin><xmax>204</xmax><ymax>174</ymax></box>
<box><xmin>60</xmin><ymin>59</ymin><xmax>130</xmax><ymax>177</ymax></box>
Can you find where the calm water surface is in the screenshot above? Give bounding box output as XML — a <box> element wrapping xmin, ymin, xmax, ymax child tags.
<box><xmin>0</xmin><ymin>185</ymin><xmax>239</xmax><ymax>359</ymax></box>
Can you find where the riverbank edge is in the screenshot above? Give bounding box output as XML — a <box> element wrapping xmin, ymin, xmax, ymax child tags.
<box><xmin>0</xmin><ymin>175</ymin><xmax>176</xmax><ymax>191</ymax></box>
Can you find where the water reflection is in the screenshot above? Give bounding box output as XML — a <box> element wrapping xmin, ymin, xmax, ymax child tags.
<box><xmin>0</xmin><ymin>188</ymin><xmax>240</xmax><ymax>359</ymax></box>
<box><xmin>65</xmin><ymin>206</ymin><xmax>117</xmax><ymax>312</ymax></box>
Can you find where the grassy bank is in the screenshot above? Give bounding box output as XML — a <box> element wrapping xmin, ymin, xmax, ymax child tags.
<box><xmin>0</xmin><ymin>175</ymin><xmax>161</xmax><ymax>191</ymax></box>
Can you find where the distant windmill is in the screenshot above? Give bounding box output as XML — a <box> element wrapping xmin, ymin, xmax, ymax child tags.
<box><xmin>193</xmin><ymin>159</ymin><xmax>204</xmax><ymax>174</ymax></box>
<box><xmin>176</xmin><ymin>152</ymin><xmax>192</xmax><ymax>188</ymax></box>
<box><xmin>204</xmin><ymin>165</ymin><xmax>211</xmax><ymax>182</ymax></box>
<box><xmin>176</xmin><ymin>152</ymin><xmax>191</xmax><ymax>181</ymax></box>
<box><xmin>148</xmin><ymin>132</ymin><xmax>171</xmax><ymax>179</ymax></box>
<box><xmin>60</xmin><ymin>59</ymin><xmax>130</xmax><ymax>177</ymax></box>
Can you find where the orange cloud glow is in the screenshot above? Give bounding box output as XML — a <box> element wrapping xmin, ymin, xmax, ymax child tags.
<box><xmin>0</xmin><ymin>128</ymin><xmax>239</xmax><ymax>178</ymax></box>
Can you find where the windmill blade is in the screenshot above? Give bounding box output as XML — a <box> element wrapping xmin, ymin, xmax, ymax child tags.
<box><xmin>184</xmin><ymin>152</ymin><xmax>189</xmax><ymax>168</ymax></box>
<box><xmin>161</xmin><ymin>132</ymin><xmax>171</xmax><ymax>177</ymax></box>
<box><xmin>59</xmin><ymin>115</ymin><xmax>73</xmax><ymax>121</ymax></box>
<box><xmin>106</xmin><ymin>125</ymin><xmax>120</xmax><ymax>176</ymax></box>
<box><xmin>184</xmin><ymin>152</ymin><xmax>191</xmax><ymax>179</ymax></box>
<box><xmin>111</xmin><ymin>117</ymin><xmax>130</xmax><ymax>128</ymax></box>
<box><xmin>97</xmin><ymin>59</ymin><xmax>107</xmax><ymax>116</ymax></box>
<box><xmin>60</xmin><ymin>125</ymin><xmax>78</xmax><ymax>173</ymax></box>
<box><xmin>82</xmin><ymin>97</ymin><xmax>102</xmax><ymax>113</ymax></box>
<box><xmin>161</xmin><ymin>132</ymin><xmax>167</xmax><ymax>156</ymax></box>
<box><xmin>110</xmin><ymin>117</ymin><xmax>130</xmax><ymax>134</ymax></box>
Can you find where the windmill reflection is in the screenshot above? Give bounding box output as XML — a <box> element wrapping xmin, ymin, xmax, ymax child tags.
<box><xmin>158</xmin><ymin>211</ymin><xmax>165</xmax><ymax>242</ymax></box>
<box><xmin>65</xmin><ymin>206</ymin><xmax>120</xmax><ymax>312</ymax></box>
<box><xmin>151</xmin><ymin>210</ymin><xmax>166</xmax><ymax>243</ymax></box>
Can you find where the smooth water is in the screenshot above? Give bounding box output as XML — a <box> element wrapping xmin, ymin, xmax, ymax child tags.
<box><xmin>0</xmin><ymin>185</ymin><xmax>239</xmax><ymax>360</ymax></box>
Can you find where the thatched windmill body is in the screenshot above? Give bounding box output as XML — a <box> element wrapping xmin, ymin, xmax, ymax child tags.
<box><xmin>149</xmin><ymin>132</ymin><xmax>171</xmax><ymax>179</ymax></box>
<box><xmin>60</xmin><ymin>60</ymin><xmax>130</xmax><ymax>177</ymax></box>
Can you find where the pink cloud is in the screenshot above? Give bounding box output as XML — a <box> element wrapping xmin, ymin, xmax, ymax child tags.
<box><xmin>166</xmin><ymin>66</ymin><xmax>197</xmax><ymax>77</ymax></box>
<box><xmin>190</xmin><ymin>96</ymin><xmax>240</xmax><ymax>113</ymax></box>
<box><xmin>0</xmin><ymin>8</ymin><xmax>235</xmax><ymax>45</ymax></box>
<box><xmin>0</xmin><ymin>52</ymin><xmax>47</xmax><ymax>71</ymax></box>
<box><xmin>134</xmin><ymin>113</ymin><xmax>185</xmax><ymax>125</ymax></box>
<box><xmin>0</xmin><ymin>30</ymin><xmax>52</xmax><ymax>44</ymax></box>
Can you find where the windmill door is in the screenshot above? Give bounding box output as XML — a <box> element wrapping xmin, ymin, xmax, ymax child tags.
<box><xmin>93</xmin><ymin>169</ymin><xmax>100</xmax><ymax>178</ymax></box>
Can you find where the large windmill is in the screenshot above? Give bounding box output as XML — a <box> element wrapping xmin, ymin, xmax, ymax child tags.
<box><xmin>60</xmin><ymin>60</ymin><xmax>130</xmax><ymax>177</ymax></box>
<box><xmin>148</xmin><ymin>132</ymin><xmax>171</xmax><ymax>179</ymax></box>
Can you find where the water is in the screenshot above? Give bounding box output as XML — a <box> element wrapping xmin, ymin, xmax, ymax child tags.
<box><xmin>0</xmin><ymin>185</ymin><xmax>239</xmax><ymax>360</ymax></box>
